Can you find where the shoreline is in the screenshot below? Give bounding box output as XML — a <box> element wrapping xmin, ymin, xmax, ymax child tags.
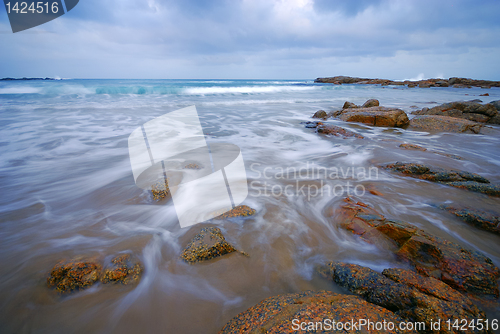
<box><xmin>315</xmin><ymin>75</ymin><xmax>500</xmax><ymax>89</ymax></box>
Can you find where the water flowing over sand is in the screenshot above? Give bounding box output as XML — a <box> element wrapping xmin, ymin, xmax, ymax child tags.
<box><xmin>1</xmin><ymin>79</ymin><xmax>499</xmax><ymax>333</ymax></box>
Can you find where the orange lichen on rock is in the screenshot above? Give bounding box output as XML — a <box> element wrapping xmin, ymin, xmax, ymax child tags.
<box><xmin>47</xmin><ymin>258</ymin><xmax>102</xmax><ymax>293</ymax></box>
<box><xmin>101</xmin><ymin>254</ymin><xmax>143</xmax><ymax>285</ymax></box>
<box><xmin>214</xmin><ymin>205</ymin><xmax>256</xmax><ymax>219</ymax></box>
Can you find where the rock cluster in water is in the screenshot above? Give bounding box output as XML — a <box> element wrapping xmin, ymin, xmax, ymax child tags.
<box><xmin>318</xmin><ymin>262</ymin><xmax>488</xmax><ymax>332</ymax></box>
<box><xmin>314</xmin><ymin>75</ymin><xmax>500</xmax><ymax>89</ymax></box>
<box><xmin>47</xmin><ymin>254</ymin><xmax>143</xmax><ymax>293</ymax></box>
<box><xmin>336</xmin><ymin>198</ymin><xmax>500</xmax><ymax>297</ymax></box>
<box><xmin>412</xmin><ymin>100</ymin><xmax>500</xmax><ymax>125</ymax></box>
<box><xmin>384</xmin><ymin>162</ymin><xmax>500</xmax><ymax>197</ymax></box>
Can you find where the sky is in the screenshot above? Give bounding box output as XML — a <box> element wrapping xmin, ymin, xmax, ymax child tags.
<box><xmin>0</xmin><ymin>0</ymin><xmax>499</xmax><ymax>80</ymax></box>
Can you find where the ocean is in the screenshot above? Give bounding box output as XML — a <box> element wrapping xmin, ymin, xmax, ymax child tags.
<box><xmin>1</xmin><ymin>79</ymin><xmax>499</xmax><ymax>333</ymax></box>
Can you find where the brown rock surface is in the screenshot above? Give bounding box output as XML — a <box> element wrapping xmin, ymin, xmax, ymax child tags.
<box><xmin>219</xmin><ymin>290</ymin><xmax>413</xmax><ymax>334</ymax></box>
<box><xmin>383</xmin><ymin>162</ymin><xmax>500</xmax><ymax>196</ymax></box>
<box><xmin>336</xmin><ymin>198</ymin><xmax>500</xmax><ymax>297</ymax></box>
<box><xmin>399</xmin><ymin>143</ymin><xmax>427</xmax><ymax>151</ymax></box>
<box><xmin>312</xmin><ymin>110</ymin><xmax>327</xmax><ymax>119</ymax></box>
<box><xmin>412</xmin><ymin>101</ymin><xmax>498</xmax><ymax>124</ymax></box>
<box><xmin>318</xmin><ymin>262</ymin><xmax>488</xmax><ymax>333</ymax></box>
<box><xmin>315</xmin><ymin>76</ymin><xmax>500</xmax><ymax>88</ymax></box>
<box><xmin>339</xmin><ymin>106</ymin><xmax>409</xmax><ymax>128</ymax></box>
<box><xmin>214</xmin><ymin>205</ymin><xmax>256</xmax><ymax>219</ymax></box>
<box><xmin>408</xmin><ymin>115</ymin><xmax>484</xmax><ymax>133</ymax></box>
<box><xmin>362</xmin><ymin>99</ymin><xmax>380</xmax><ymax>108</ymax></box>
<box><xmin>440</xmin><ymin>205</ymin><xmax>500</xmax><ymax>235</ymax></box>
<box><xmin>317</xmin><ymin>124</ymin><xmax>364</xmax><ymax>139</ymax></box>
<box><xmin>181</xmin><ymin>227</ymin><xmax>245</xmax><ymax>264</ymax></box>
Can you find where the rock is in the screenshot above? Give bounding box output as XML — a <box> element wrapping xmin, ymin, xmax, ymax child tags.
<box><xmin>435</xmin><ymin>80</ymin><xmax>449</xmax><ymax>87</ymax></box>
<box><xmin>342</xmin><ymin>101</ymin><xmax>358</xmax><ymax>109</ymax></box>
<box><xmin>151</xmin><ymin>179</ymin><xmax>170</xmax><ymax>201</ymax></box>
<box><xmin>318</xmin><ymin>262</ymin><xmax>487</xmax><ymax>332</ymax></box>
<box><xmin>413</xmin><ymin>101</ymin><xmax>498</xmax><ymax>118</ymax></box>
<box><xmin>418</xmin><ymin>82</ymin><xmax>431</xmax><ymax>88</ymax></box>
<box><xmin>440</xmin><ymin>205</ymin><xmax>500</xmax><ymax>235</ymax></box>
<box><xmin>47</xmin><ymin>258</ymin><xmax>102</xmax><ymax>293</ymax></box>
<box><xmin>408</xmin><ymin>115</ymin><xmax>484</xmax><ymax>133</ymax></box>
<box><xmin>480</xmin><ymin>93</ymin><xmax>489</xmax><ymax>96</ymax></box>
<box><xmin>301</xmin><ymin>121</ymin><xmax>322</xmax><ymax>128</ymax></box>
<box><xmin>362</xmin><ymin>99</ymin><xmax>380</xmax><ymax>108</ymax></box>
<box><xmin>462</xmin><ymin>113</ymin><xmax>490</xmax><ymax>123</ymax></box>
<box><xmin>383</xmin><ymin>162</ymin><xmax>500</xmax><ymax>196</ymax></box>
<box><xmin>181</xmin><ymin>227</ymin><xmax>245</xmax><ymax>264</ymax></box>
<box><xmin>312</xmin><ymin>110</ymin><xmax>327</xmax><ymax>119</ymax></box>
<box><xmin>219</xmin><ymin>290</ymin><xmax>413</xmax><ymax>334</ymax></box>
<box><xmin>487</xmin><ymin>115</ymin><xmax>500</xmax><ymax>125</ymax></box>
<box><xmin>317</xmin><ymin>124</ymin><xmax>364</xmax><ymax>139</ymax></box>
<box><xmin>339</xmin><ymin>107</ymin><xmax>409</xmax><ymax>128</ymax></box>
<box><xmin>336</xmin><ymin>198</ymin><xmax>500</xmax><ymax>297</ymax></box>
<box><xmin>101</xmin><ymin>254</ymin><xmax>143</xmax><ymax>285</ymax></box>
<box><xmin>491</xmin><ymin>100</ymin><xmax>500</xmax><ymax>111</ymax></box>
<box><xmin>214</xmin><ymin>205</ymin><xmax>256</xmax><ymax>219</ymax></box>
<box><xmin>407</xmin><ymin>83</ymin><xmax>416</xmax><ymax>88</ymax></box>
<box><xmin>399</xmin><ymin>143</ymin><xmax>426</xmax><ymax>151</ymax></box>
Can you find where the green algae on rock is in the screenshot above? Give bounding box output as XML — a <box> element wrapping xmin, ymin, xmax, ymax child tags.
<box><xmin>384</xmin><ymin>162</ymin><xmax>500</xmax><ymax>197</ymax></box>
<box><xmin>318</xmin><ymin>262</ymin><xmax>489</xmax><ymax>333</ymax></box>
<box><xmin>47</xmin><ymin>258</ymin><xmax>102</xmax><ymax>293</ymax></box>
<box><xmin>181</xmin><ymin>227</ymin><xmax>246</xmax><ymax>264</ymax></box>
<box><xmin>336</xmin><ymin>198</ymin><xmax>500</xmax><ymax>297</ymax></box>
<box><xmin>101</xmin><ymin>254</ymin><xmax>143</xmax><ymax>285</ymax></box>
<box><xmin>219</xmin><ymin>290</ymin><xmax>414</xmax><ymax>334</ymax></box>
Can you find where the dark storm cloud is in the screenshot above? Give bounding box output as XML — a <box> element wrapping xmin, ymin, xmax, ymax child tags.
<box><xmin>0</xmin><ymin>0</ymin><xmax>499</xmax><ymax>79</ymax></box>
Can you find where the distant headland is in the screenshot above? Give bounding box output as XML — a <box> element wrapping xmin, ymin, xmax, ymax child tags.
<box><xmin>0</xmin><ymin>77</ymin><xmax>57</xmax><ymax>81</ymax></box>
<box><xmin>314</xmin><ymin>76</ymin><xmax>500</xmax><ymax>88</ymax></box>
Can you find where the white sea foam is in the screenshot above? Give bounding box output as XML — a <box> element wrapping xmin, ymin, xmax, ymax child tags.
<box><xmin>183</xmin><ymin>85</ymin><xmax>317</xmax><ymax>95</ymax></box>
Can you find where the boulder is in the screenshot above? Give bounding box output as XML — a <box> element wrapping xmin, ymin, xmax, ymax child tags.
<box><xmin>440</xmin><ymin>205</ymin><xmax>500</xmax><ymax>235</ymax></box>
<box><xmin>383</xmin><ymin>162</ymin><xmax>500</xmax><ymax>196</ymax></box>
<box><xmin>408</xmin><ymin>115</ymin><xmax>484</xmax><ymax>133</ymax></box>
<box><xmin>491</xmin><ymin>100</ymin><xmax>500</xmax><ymax>111</ymax></box>
<box><xmin>339</xmin><ymin>107</ymin><xmax>409</xmax><ymax>128</ymax></box>
<box><xmin>342</xmin><ymin>101</ymin><xmax>358</xmax><ymax>109</ymax></box>
<box><xmin>101</xmin><ymin>254</ymin><xmax>143</xmax><ymax>285</ymax></box>
<box><xmin>413</xmin><ymin>101</ymin><xmax>498</xmax><ymax>118</ymax></box>
<box><xmin>336</xmin><ymin>198</ymin><xmax>500</xmax><ymax>297</ymax></box>
<box><xmin>219</xmin><ymin>290</ymin><xmax>413</xmax><ymax>334</ymax></box>
<box><xmin>312</xmin><ymin>110</ymin><xmax>327</xmax><ymax>119</ymax></box>
<box><xmin>317</xmin><ymin>124</ymin><xmax>364</xmax><ymax>139</ymax></box>
<box><xmin>362</xmin><ymin>99</ymin><xmax>380</xmax><ymax>108</ymax></box>
<box><xmin>47</xmin><ymin>258</ymin><xmax>102</xmax><ymax>293</ymax></box>
<box><xmin>181</xmin><ymin>227</ymin><xmax>246</xmax><ymax>264</ymax></box>
<box><xmin>318</xmin><ymin>262</ymin><xmax>487</xmax><ymax>333</ymax></box>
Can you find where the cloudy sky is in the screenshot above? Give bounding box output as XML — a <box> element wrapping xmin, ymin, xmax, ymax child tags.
<box><xmin>1</xmin><ymin>0</ymin><xmax>499</xmax><ymax>80</ymax></box>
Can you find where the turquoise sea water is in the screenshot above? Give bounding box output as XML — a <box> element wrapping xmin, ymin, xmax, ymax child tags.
<box><xmin>1</xmin><ymin>79</ymin><xmax>499</xmax><ymax>333</ymax></box>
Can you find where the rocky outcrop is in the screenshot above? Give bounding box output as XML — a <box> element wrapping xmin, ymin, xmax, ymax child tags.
<box><xmin>318</xmin><ymin>262</ymin><xmax>488</xmax><ymax>333</ymax></box>
<box><xmin>399</xmin><ymin>143</ymin><xmax>427</xmax><ymax>151</ymax></box>
<box><xmin>336</xmin><ymin>198</ymin><xmax>500</xmax><ymax>297</ymax></box>
<box><xmin>408</xmin><ymin>115</ymin><xmax>484</xmax><ymax>133</ymax></box>
<box><xmin>181</xmin><ymin>227</ymin><xmax>247</xmax><ymax>264</ymax></box>
<box><xmin>339</xmin><ymin>107</ymin><xmax>409</xmax><ymax>127</ymax></box>
<box><xmin>440</xmin><ymin>205</ymin><xmax>500</xmax><ymax>235</ymax></box>
<box><xmin>47</xmin><ymin>254</ymin><xmax>144</xmax><ymax>293</ymax></box>
<box><xmin>219</xmin><ymin>290</ymin><xmax>413</xmax><ymax>334</ymax></box>
<box><xmin>412</xmin><ymin>101</ymin><xmax>499</xmax><ymax>125</ymax></box>
<box><xmin>317</xmin><ymin>124</ymin><xmax>364</xmax><ymax>139</ymax></box>
<box><xmin>312</xmin><ymin>110</ymin><xmax>327</xmax><ymax>119</ymax></box>
<box><xmin>383</xmin><ymin>162</ymin><xmax>500</xmax><ymax>196</ymax></box>
<box><xmin>314</xmin><ymin>76</ymin><xmax>500</xmax><ymax>88</ymax></box>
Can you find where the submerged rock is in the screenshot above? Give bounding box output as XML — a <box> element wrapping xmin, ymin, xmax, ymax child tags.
<box><xmin>408</xmin><ymin>115</ymin><xmax>484</xmax><ymax>133</ymax></box>
<box><xmin>383</xmin><ymin>162</ymin><xmax>500</xmax><ymax>196</ymax></box>
<box><xmin>318</xmin><ymin>262</ymin><xmax>488</xmax><ymax>333</ymax></box>
<box><xmin>214</xmin><ymin>205</ymin><xmax>256</xmax><ymax>219</ymax></box>
<box><xmin>47</xmin><ymin>258</ymin><xmax>102</xmax><ymax>293</ymax></box>
<box><xmin>181</xmin><ymin>227</ymin><xmax>245</xmax><ymax>264</ymax></box>
<box><xmin>317</xmin><ymin>124</ymin><xmax>364</xmax><ymax>139</ymax></box>
<box><xmin>338</xmin><ymin>106</ymin><xmax>409</xmax><ymax>128</ymax></box>
<box><xmin>399</xmin><ymin>143</ymin><xmax>427</xmax><ymax>151</ymax></box>
<box><xmin>219</xmin><ymin>290</ymin><xmax>413</xmax><ymax>334</ymax></box>
<box><xmin>101</xmin><ymin>254</ymin><xmax>143</xmax><ymax>285</ymax></box>
<box><xmin>440</xmin><ymin>205</ymin><xmax>500</xmax><ymax>235</ymax></box>
<box><xmin>151</xmin><ymin>179</ymin><xmax>170</xmax><ymax>201</ymax></box>
<box><xmin>336</xmin><ymin>198</ymin><xmax>500</xmax><ymax>297</ymax></box>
